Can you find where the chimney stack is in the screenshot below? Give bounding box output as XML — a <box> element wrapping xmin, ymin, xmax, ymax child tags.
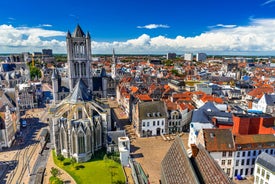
<box><xmin>191</xmin><ymin>144</ymin><xmax>199</xmax><ymax>157</ymax></box>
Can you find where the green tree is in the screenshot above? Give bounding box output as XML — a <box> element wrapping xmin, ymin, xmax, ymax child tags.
<box><xmin>70</xmin><ymin>157</ymin><xmax>76</xmax><ymax>166</ymax></box>
<box><xmin>29</xmin><ymin>66</ymin><xmax>42</xmax><ymax>80</ymax></box>
<box><xmin>50</xmin><ymin>167</ymin><xmax>59</xmax><ymax>177</ymax></box>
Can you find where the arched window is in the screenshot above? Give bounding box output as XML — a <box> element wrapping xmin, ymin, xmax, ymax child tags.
<box><xmin>78</xmin><ymin>108</ymin><xmax>82</xmax><ymax>119</ymax></box>
<box><xmin>60</xmin><ymin>128</ymin><xmax>66</xmax><ymax>150</ymax></box>
<box><xmin>81</xmin><ymin>62</ymin><xmax>86</xmax><ymax>76</ymax></box>
<box><xmin>78</xmin><ymin>131</ymin><xmax>86</xmax><ymax>154</ymax></box>
<box><xmin>74</xmin><ymin>63</ymin><xmax>78</xmax><ymax>76</ymax></box>
<box><xmin>72</xmin><ymin>131</ymin><xmax>77</xmax><ymax>154</ymax></box>
<box><xmin>95</xmin><ymin>123</ymin><xmax>101</xmax><ymax>149</ymax></box>
<box><xmin>86</xmin><ymin>130</ymin><xmax>91</xmax><ymax>153</ymax></box>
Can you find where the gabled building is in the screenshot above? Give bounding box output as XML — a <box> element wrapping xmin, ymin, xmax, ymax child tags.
<box><xmin>197</xmin><ymin>129</ymin><xmax>235</xmax><ymax>178</ymax></box>
<box><xmin>0</xmin><ymin>89</ymin><xmax>19</xmax><ymax>149</ymax></box>
<box><xmin>132</xmin><ymin>101</ymin><xmax>167</xmax><ymax>137</ymax></box>
<box><xmin>254</xmin><ymin>152</ymin><xmax>275</xmax><ymax>184</ymax></box>
<box><xmin>252</xmin><ymin>93</ymin><xmax>275</xmax><ymax>114</ymax></box>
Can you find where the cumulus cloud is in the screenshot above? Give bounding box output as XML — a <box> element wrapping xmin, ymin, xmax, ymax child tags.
<box><xmin>137</xmin><ymin>24</ymin><xmax>170</xmax><ymax>29</ymax></box>
<box><xmin>91</xmin><ymin>18</ymin><xmax>275</xmax><ymax>55</ymax></box>
<box><xmin>2</xmin><ymin>18</ymin><xmax>275</xmax><ymax>55</ymax></box>
<box><xmin>0</xmin><ymin>24</ymin><xmax>66</xmax><ymax>53</ymax></box>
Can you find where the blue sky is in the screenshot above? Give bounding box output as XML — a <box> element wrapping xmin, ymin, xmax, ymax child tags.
<box><xmin>1</xmin><ymin>0</ymin><xmax>275</xmax><ymax>55</ymax></box>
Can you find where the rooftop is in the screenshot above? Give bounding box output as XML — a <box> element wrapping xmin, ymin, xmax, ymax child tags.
<box><xmin>256</xmin><ymin>152</ymin><xmax>275</xmax><ymax>172</ymax></box>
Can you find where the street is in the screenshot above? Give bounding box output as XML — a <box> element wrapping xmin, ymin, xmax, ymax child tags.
<box><xmin>0</xmin><ymin>85</ymin><xmax>52</xmax><ymax>184</ymax></box>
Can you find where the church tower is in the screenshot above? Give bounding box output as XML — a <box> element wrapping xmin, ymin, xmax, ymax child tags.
<box><xmin>51</xmin><ymin>68</ymin><xmax>58</xmax><ymax>105</ymax></box>
<box><xmin>111</xmin><ymin>48</ymin><xmax>117</xmax><ymax>80</ymax></box>
<box><xmin>66</xmin><ymin>24</ymin><xmax>93</xmax><ymax>92</ymax></box>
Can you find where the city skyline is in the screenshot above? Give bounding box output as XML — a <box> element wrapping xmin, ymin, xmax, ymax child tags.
<box><xmin>1</xmin><ymin>0</ymin><xmax>275</xmax><ymax>55</ymax></box>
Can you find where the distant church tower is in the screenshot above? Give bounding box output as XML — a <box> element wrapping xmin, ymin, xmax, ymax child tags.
<box><xmin>111</xmin><ymin>48</ymin><xmax>117</xmax><ymax>80</ymax></box>
<box><xmin>66</xmin><ymin>24</ymin><xmax>93</xmax><ymax>92</ymax></box>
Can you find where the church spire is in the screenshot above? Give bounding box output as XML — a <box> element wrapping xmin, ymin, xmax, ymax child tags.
<box><xmin>112</xmin><ymin>48</ymin><xmax>116</xmax><ymax>64</ymax></box>
<box><xmin>66</xmin><ymin>30</ymin><xmax>71</xmax><ymax>38</ymax></box>
<box><xmin>73</xmin><ymin>24</ymin><xmax>85</xmax><ymax>37</ymax></box>
<box><xmin>86</xmin><ymin>31</ymin><xmax>90</xmax><ymax>39</ymax></box>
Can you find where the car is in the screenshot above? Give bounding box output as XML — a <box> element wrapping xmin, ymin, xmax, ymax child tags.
<box><xmin>21</xmin><ymin>120</ymin><xmax>27</xmax><ymax>128</ymax></box>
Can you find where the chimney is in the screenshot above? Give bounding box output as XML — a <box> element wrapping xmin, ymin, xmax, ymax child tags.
<box><xmin>191</xmin><ymin>144</ymin><xmax>199</xmax><ymax>157</ymax></box>
<box><xmin>212</xmin><ymin>117</ymin><xmax>217</xmax><ymax>126</ymax></box>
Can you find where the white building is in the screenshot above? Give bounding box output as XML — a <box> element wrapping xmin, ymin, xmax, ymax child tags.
<box><xmin>252</xmin><ymin>93</ymin><xmax>275</xmax><ymax>114</ymax></box>
<box><xmin>132</xmin><ymin>101</ymin><xmax>167</xmax><ymax>137</ymax></box>
<box><xmin>196</xmin><ymin>129</ymin><xmax>235</xmax><ymax>178</ymax></box>
<box><xmin>195</xmin><ymin>129</ymin><xmax>275</xmax><ymax>179</ymax></box>
<box><xmin>233</xmin><ymin>134</ymin><xmax>275</xmax><ymax>179</ymax></box>
<box><xmin>254</xmin><ymin>152</ymin><xmax>275</xmax><ymax>184</ymax></box>
<box><xmin>184</xmin><ymin>53</ymin><xmax>193</xmax><ymax>61</ymax></box>
<box><xmin>196</xmin><ymin>53</ymin><xmax>207</xmax><ymax>61</ymax></box>
<box><xmin>118</xmin><ymin>136</ymin><xmax>130</xmax><ymax>166</ymax></box>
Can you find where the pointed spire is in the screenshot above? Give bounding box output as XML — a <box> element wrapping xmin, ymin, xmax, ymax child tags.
<box><xmin>66</xmin><ymin>30</ymin><xmax>71</xmax><ymax>38</ymax></box>
<box><xmin>73</xmin><ymin>24</ymin><xmax>85</xmax><ymax>37</ymax></box>
<box><xmin>112</xmin><ymin>48</ymin><xmax>115</xmax><ymax>58</ymax></box>
<box><xmin>86</xmin><ymin>31</ymin><xmax>90</xmax><ymax>39</ymax></box>
<box><xmin>112</xmin><ymin>48</ymin><xmax>116</xmax><ymax>64</ymax></box>
<box><xmin>51</xmin><ymin>68</ymin><xmax>57</xmax><ymax>80</ymax></box>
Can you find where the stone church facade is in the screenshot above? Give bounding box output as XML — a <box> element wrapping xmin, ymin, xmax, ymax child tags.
<box><xmin>51</xmin><ymin>25</ymin><xmax>110</xmax><ymax>162</ymax></box>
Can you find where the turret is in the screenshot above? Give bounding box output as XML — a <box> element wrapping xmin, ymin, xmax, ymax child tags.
<box><xmin>66</xmin><ymin>31</ymin><xmax>71</xmax><ymax>38</ymax></box>
<box><xmin>51</xmin><ymin>69</ymin><xmax>58</xmax><ymax>105</ymax></box>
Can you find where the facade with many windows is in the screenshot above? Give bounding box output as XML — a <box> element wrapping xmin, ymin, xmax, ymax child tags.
<box><xmin>233</xmin><ymin>134</ymin><xmax>275</xmax><ymax>178</ymax></box>
<box><xmin>197</xmin><ymin>129</ymin><xmax>235</xmax><ymax>178</ymax></box>
<box><xmin>254</xmin><ymin>152</ymin><xmax>275</xmax><ymax>184</ymax></box>
<box><xmin>196</xmin><ymin>129</ymin><xmax>275</xmax><ymax>179</ymax></box>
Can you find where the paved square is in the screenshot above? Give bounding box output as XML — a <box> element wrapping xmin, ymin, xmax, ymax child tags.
<box><xmin>130</xmin><ymin>133</ymin><xmax>189</xmax><ymax>184</ymax></box>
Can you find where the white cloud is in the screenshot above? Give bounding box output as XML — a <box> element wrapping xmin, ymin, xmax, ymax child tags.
<box><xmin>137</xmin><ymin>24</ymin><xmax>170</xmax><ymax>29</ymax></box>
<box><xmin>210</xmin><ymin>24</ymin><xmax>237</xmax><ymax>28</ymax></box>
<box><xmin>0</xmin><ymin>24</ymin><xmax>66</xmax><ymax>53</ymax></box>
<box><xmin>262</xmin><ymin>0</ymin><xmax>275</xmax><ymax>6</ymax></box>
<box><xmin>38</xmin><ymin>24</ymin><xmax>53</xmax><ymax>27</ymax></box>
<box><xmin>2</xmin><ymin>18</ymin><xmax>275</xmax><ymax>55</ymax></box>
<box><xmin>93</xmin><ymin>18</ymin><xmax>275</xmax><ymax>55</ymax></box>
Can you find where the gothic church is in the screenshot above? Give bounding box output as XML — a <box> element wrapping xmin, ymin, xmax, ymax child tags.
<box><xmin>51</xmin><ymin>25</ymin><xmax>111</xmax><ymax>162</ymax></box>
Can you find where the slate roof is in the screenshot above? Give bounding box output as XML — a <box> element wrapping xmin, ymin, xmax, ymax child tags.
<box><xmin>1</xmin><ymin>63</ymin><xmax>16</xmax><ymax>72</ymax></box>
<box><xmin>256</xmin><ymin>152</ymin><xmax>275</xmax><ymax>172</ymax></box>
<box><xmin>191</xmin><ymin>102</ymin><xmax>220</xmax><ymax>123</ymax></box>
<box><xmin>138</xmin><ymin>101</ymin><xmax>166</xmax><ymax>120</ymax></box>
<box><xmin>107</xmin><ymin>130</ymin><xmax>126</xmax><ymax>145</ymax></box>
<box><xmin>263</xmin><ymin>94</ymin><xmax>275</xmax><ymax>106</ymax></box>
<box><xmin>93</xmin><ymin>77</ymin><xmax>103</xmax><ymax>91</ymax></box>
<box><xmin>67</xmin><ymin>79</ymin><xmax>92</xmax><ymax>103</ymax></box>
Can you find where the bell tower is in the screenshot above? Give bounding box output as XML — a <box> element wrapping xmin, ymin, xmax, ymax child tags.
<box><xmin>67</xmin><ymin>24</ymin><xmax>93</xmax><ymax>92</ymax></box>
